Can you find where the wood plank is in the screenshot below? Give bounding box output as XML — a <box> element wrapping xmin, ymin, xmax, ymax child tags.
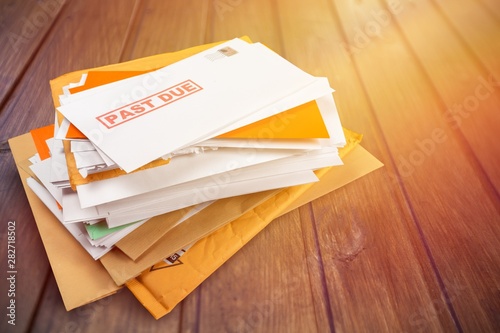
<box><xmin>199</xmin><ymin>211</ymin><xmax>331</xmax><ymax>332</ymax></box>
<box><xmin>0</xmin><ymin>0</ymin><xmax>65</xmax><ymax>107</ymax></box>
<box><xmin>207</xmin><ymin>0</ymin><xmax>284</xmax><ymax>52</ymax></box>
<box><xmin>329</xmin><ymin>0</ymin><xmax>500</xmax><ymax>331</ymax></box>
<box><xmin>178</xmin><ymin>289</ymin><xmax>203</xmax><ymax>333</ymax></box>
<box><xmin>275</xmin><ymin>1</ymin><xmax>460</xmax><ymax>331</ymax></box>
<box><xmin>30</xmin><ymin>274</ymin><xmax>182</xmax><ymax>332</ymax></box>
<box><xmin>120</xmin><ymin>0</ymin><xmax>209</xmax><ymax>61</ymax></box>
<box><xmin>0</xmin><ymin>171</ymin><xmax>50</xmax><ymax>333</ymax></box>
<box><xmin>302</xmin><ymin>186</ymin><xmax>460</xmax><ymax>332</ymax></box>
<box><xmin>431</xmin><ymin>0</ymin><xmax>500</xmax><ymax>77</ymax></box>
<box><xmin>421</xmin><ymin>0</ymin><xmax>500</xmax><ymax>190</ymax></box>
<box><xmin>476</xmin><ymin>0</ymin><xmax>500</xmax><ymax>21</ymax></box>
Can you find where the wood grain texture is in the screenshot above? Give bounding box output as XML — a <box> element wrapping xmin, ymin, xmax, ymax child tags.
<box><xmin>120</xmin><ymin>0</ymin><xmax>209</xmax><ymax>60</ymax></box>
<box><xmin>276</xmin><ymin>1</ymin><xmax>459</xmax><ymax>331</ymax></box>
<box><xmin>31</xmin><ymin>275</ymin><xmax>183</xmax><ymax>333</ymax></box>
<box><xmin>400</xmin><ymin>0</ymin><xmax>500</xmax><ymax>190</ymax></box>
<box><xmin>0</xmin><ymin>0</ymin><xmax>65</xmax><ymax>108</ymax></box>
<box><xmin>0</xmin><ymin>0</ymin><xmax>498</xmax><ymax>332</ymax></box>
<box><xmin>328</xmin><ymin>0</ymin><xmax>499</xmax><ymax>331</ymax></box>
<box><xmin>476</xmin><ymin>0</ymin><xmax>500</xmax><ymax>22</ymax></box>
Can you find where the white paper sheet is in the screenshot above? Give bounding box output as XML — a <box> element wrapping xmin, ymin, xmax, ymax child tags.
<box><xmin>27</xmin><ymin>177</ymin><xmax>110</xmax><ymax>260</ymax></box>
<box><xmin>75</xmin><ymin>147</ymin><xmax>307</xmax><ymax>208</ymax></box>
<box><xmin>104</xmin><ymin>170</ymin><xmax>319</xmax><ymax>227</ymax></box>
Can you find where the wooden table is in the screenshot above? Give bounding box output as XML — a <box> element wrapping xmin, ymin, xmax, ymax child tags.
<box><xmin>1</xmin><ymin>0</ymin><xmax>499</xmax><ymax>332</ymax></box>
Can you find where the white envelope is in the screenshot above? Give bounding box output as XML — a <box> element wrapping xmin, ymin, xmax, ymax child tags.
<box><xmin>46</xmin><ymin>138</ymin><xmax>70</xmax><ymax>186</ymax></box>
<box><xmin>61</xmin><ymin>144</ymin><xmax>338</xmax><ymax>227</ymax></box>
<box><xmin>73</xmin><ymin>150</ymin><xmax>107</xmax><ymax>169</ymax></box>
<box><xmin>61</xmin><ymin>189</ymin><xmax>103</xmax><ymax>223</ymax></box>
<box><xmin>103</xmin><ymin>170</ymin><xmax>319</xmax><ymax>227</ymax></box>
<box><xmin>58</xmin><ymin>38</ymin><xmax>332</xmax><ymax>172</ymax></box>
<box><xmin>99</xmin><ymin>147</ymin><xmax>340</xmax><ymax>215</ymax></box>
<box><xmin>70</xmin><ymin>140</ymin><xmax>95</xmax><ymax>152</ymax></box>
<box><xmin>316</xmin><ymin>93</ymin><xmax>346</xmax><ymax>147</ymax></box>
<box><xmin>29</xmin><ymin>157</ymin><xmax>63</xmax><ymax>205</ymax></box>
<box><xmin>75</xmin><ymin>147</ymin><xmax>308</xmax><ymax>208</ymax></box>
<box><xmin>98</xmin><ymin>148</ymin><xmax>340</xmax><ymax>226</ymax></box>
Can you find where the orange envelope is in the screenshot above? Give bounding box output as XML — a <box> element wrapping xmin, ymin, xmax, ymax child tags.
<box><xmin>30</xmin><ymin>124</ymin><xmax>55</xmax><ymax>160</ymax></box>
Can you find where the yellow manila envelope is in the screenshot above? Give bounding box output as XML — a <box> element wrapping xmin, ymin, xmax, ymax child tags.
<box><xmin>10</xmin><ymin>126</ymin><xmax>382</xmax><ymax>312</ymax></box>
<box><xmin>102</xmin><ymin>129</ymin><xmax>362</xmax><ymax>272</ymax></box>
<box><xmin>97</xmin><ymin>130</ymin><xmax>371</xmax><ymax>285</ymax></box>
<box><xmin>99</xmin><ymin>190</ymin><xmax>280</xmax><ymax>285</ymax></box>
<box><xmin>125</xmin><ymin>129</ymin><xmax>383</xmax><ymax>319</ymax></box>
<box><xmin>113</xmin><ymin>206</ymin><xmax>196</xmax><ymax>260</ymax></box>
<box><xmin>114</xmin><ymin>192</ymin><xmax>278</xmax><ymax>261</ymax></box>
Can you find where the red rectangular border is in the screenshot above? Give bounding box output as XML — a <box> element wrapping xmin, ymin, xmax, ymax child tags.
<box><xmin>96</xmin><ymin>79</ymin><xmax>203</xmax><ymax>129</ymax></box>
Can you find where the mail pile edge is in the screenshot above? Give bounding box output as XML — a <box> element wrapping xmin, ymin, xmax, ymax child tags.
<box><xmin>9</xmin><ymin>37</ymin><xmax>383</xmax><ymax>319</ymax></box>
<box><xmin>44</xmin><ymin>36</ymin><xmax>347</xmax><ymax>257</ymax></box>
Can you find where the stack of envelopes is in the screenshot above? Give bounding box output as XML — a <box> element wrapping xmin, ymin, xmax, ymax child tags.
<box><xmin>9</xmin><ymin>37</ymin><xmax>383</xmax><ymax>319</ymax></box>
